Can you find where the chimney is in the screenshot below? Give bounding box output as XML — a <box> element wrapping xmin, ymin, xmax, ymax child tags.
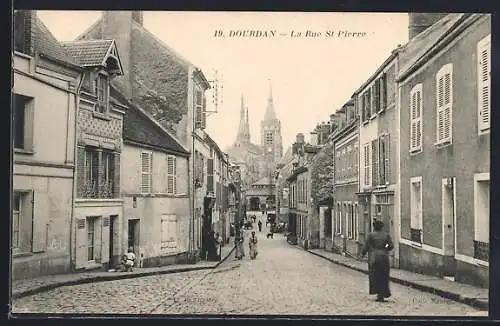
<box><xmin>13</xmin><ymin>10</ymin><xmax>35</xmax><ymax>56</ymax></box>
<box><xmin>132</xmin><ymin>11</ymin><xmax>144</xmax><ymax>26</ymax></box>
<box><xmin>408</xmin><ymin>13</ymin><xmax>448</xmax><ymax>40</ymax></box>
<box><xmin>309</xmin><ymin>131</ymin><xmax>318</xmax><ymax>146</ymax></box>
<box><xmin>296</xmin><ymin>133</ymin><xmax>305</xmax><ymax>144</ymax></box>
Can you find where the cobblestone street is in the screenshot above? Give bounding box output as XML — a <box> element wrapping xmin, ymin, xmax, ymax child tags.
<box><xmin>12</xmin><ymin>225</ymin><xmax>485</xmax><ymax>316</ymax></box>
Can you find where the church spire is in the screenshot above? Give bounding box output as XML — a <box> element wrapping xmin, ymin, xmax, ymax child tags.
<box><xmin>264</xmin><ymin>79</ymin><xmax>277</xmax><ymax>122</ymax></box>
<box><xmin>237</xmin><ymin>94</ymin><xmax>250</xmax><ymax>142</ymax></box>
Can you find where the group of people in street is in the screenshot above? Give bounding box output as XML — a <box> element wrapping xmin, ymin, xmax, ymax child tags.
<box><xmin>203</xmin><ymin>230</ymin><xmax>224</xmax><ymax>261</ymax></box>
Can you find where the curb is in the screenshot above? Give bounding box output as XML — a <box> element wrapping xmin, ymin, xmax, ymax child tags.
<box><xmin>306</xmin><ymin>248</ymin><xmax>488</xmax><ymax>311</ymax></box>
<box><xmin>12</xmin><ymin>246</ymin><xmax>237</xmax><ymax>300</ymax></box>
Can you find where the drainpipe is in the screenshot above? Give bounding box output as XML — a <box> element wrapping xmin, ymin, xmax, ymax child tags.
<box><xmin>190</xmin><ymin>75</ymin><xmax>196</xmax><ymax>262</ymax></box>
<box><xmin>69</xmin><ymin>72</ymin><xmax>83</xmax><ymax>271</ymax></box>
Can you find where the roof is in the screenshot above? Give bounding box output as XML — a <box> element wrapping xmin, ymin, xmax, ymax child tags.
<box><xmin>33</xmin><ymin>14</ymin><xmax>80</xmax><ymax>67</ymax></box>
<box><xmin>397</xmin><ymin>14</ymin><xmax>466</xmax><ymax>82</ymax></box>
<box><xmin>123</xmin><ymin>99</ymin><xmax>189</xmax><ymax>156</ymax></box>
<box><xmin>226</xmin><ymin>140</ymin><xmax>264</xmax><ymax>161</ymax></box>
<box><xmin>61</xmin><ymin>39</ymin><xmax>114</xmax><ymax>67</ymax></box>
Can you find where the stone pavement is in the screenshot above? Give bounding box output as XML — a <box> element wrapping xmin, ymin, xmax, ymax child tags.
<box><xmin>11</xmin><ymin>241</ymin><xmax>235</xmax><ymax>300</ymax></box>
<box><xmin>12</xmin><ymin>229</ymin><xmax>488</xmax><ymax>316</ymax></box>
<box><xmin>304</xmin><ymin>247</ymin><xmax>489</xmax><ymax>311</ymax></box>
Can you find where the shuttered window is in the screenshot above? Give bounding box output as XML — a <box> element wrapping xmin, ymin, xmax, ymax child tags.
<box><xmin>161</xmin><ymin>215</ymin><xmax>177</xmax><ymax>250</ymax></box>
<box><xmin>410</xmin><ymin>177</ymin><xmax>423</xmax><ymax>243</ymax></box>
<box><xmin>477</xmin><ymin>35</ymin><xmax>491</xmax><ymax>133</ymax></box>
<box><xmin>410</xmin><ymin>84</ymin><xmax>423</xmax><ymax>152</ymax></box>
<box><xmin>371</xmin><ymin>139</ymin><xmax>379</xmax><ymax>187</ymax></box>
<box><xmin>383</xmin><ymin>134</ymin><xmax>390</xmax><ymax>185</ymax></box>
<box><xmin>207</xmin><ymin>158</ymin><xmax>214</xmax><ymax>193</ymax></box>
<box><xmin>141</xmin><ymin>152</ymin><xmax>153</xmax><ymax>193</ymax></box>
<box><xmin>363</xmin><ymin>144</ymin><xmax>370</xmax><ymax>186</ymax></box>
<box><xmin>436</xmin><ymin>64</ymin><xmax>453</xmax><ymax>145</ymax></box>
<box><xmin>167</xmin><ymin>155</ymin><xmax>177</xmax><ymax>195</ymax></box>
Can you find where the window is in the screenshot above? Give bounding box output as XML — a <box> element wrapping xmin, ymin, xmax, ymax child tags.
<box><xmin>265</xmin><ymin>131</ymin><xmax>273</xmax><ymax>145</ymax></box>
<box><xmin>167</xmin><ymin>155</ymin><xmax>177</xmax><ymax>195</ymax></box>
<box><xmin>410</xmin><ymin>177</ymin><xmax>423</xmax><ymax>244</ymax></box>
<box><xmin>410</xmin><ymin>84</ymin><xmax>423</xmax><ymax>152</ymax></box>
<box><xmin>95</xmin><ymin>73</ymin><xmax>108</xmax><ymax>113</ymax></box>
<box><xmin>363</xmin><ymin>144</ymin><xmax>370</xmax><ymax>186</ymax></box>
<box><xmin>207</xmin><ymin>158</ymin><xmax>214</xmax><ymax>193</ymax></box>
<box><xmin>474</xmin><ymin>174</ymin><xmax>489</xmax><ymax>261</ymax></box>
<box><xmin>346</xmin><ymin>145</ymin><xmax>352</xmax><ymax>178</ymax></box>
<box><xmin>347</xmin><ymin>203</ymin><xmax>353</xmax><ymax>239</ymax></box>
<box><xmin>13</xmin><ymin>94</ymin><xmax>34</xmax><ymax>151</ymax></box>
<box><xmin>161</xmin><ymin>215</ymin><xmax>177</xmax><ymax>250</ymax></box>
<box><xmin>83</xmin><ymin>148</ymin><xmax>99</xmax><ymax>198</ymax></box>
<box><xmin>359</xmin><ymin>94</ymin><xmax>366</xmax><ymax>122</ymax></box>
<box><xmin>373</xmin><ymin>80</ymin><xmax>380</xmax><ymax>114</ymax></box>
<box><xmin>477</xmin><ymin>35</ymin><xmax>491</xmax><ymax>134</ymax></box>
<box><xmin>87</xmin><ymin>216</ymin><xmax>97</xmax><ymax>261</ymax></box>
<box><xmin>378</xmin><ymin>135</ymin><xmax>389</xmax><ymax>185</ymax></box>
<box><xmin>195</xmin><ymin>88</ymin><xmax>206</xmax><ymax>129</ymax></box>
<box><xmin>101</xmin><ymin>151</ymin><xmax>114</xmax><ymax>197</ymax></box>
<box><xmin>364</xmin><ymin>89</ymin><xmax>372</xmax><ymax>119</ymax></box>
<box><xmin>12</xmin><ymin>192</ymin><xmax>22</xmax><ymax>250</ymax></box>
<box><xmin>12</xmin><ymin>191</ymin><xmax>34</xmax><ymax>253</ymax></box>
<box><xmin>141</xmin><ymin>152</ymin><xmax>153</xmax><ymax>193</ymax></box>
<box><xmin>379</xmin><ymin>73</ymin><xmax>387</xmax><ymax>111</ymax></box>
<box><xmin>353</xmin><ymin>143</ymin><xmax>358</xmax><ymax>179</ymax></box>
<box><xmin>436</xmin><ymin>64</ymin><xmax>453</xmax><ymax>145</ymax></box>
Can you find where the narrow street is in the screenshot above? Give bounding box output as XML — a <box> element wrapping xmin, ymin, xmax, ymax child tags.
<box><xmin>12</xmin><ymin>223</ymin><xmax>483</xmax><ymax>316</ymax></box>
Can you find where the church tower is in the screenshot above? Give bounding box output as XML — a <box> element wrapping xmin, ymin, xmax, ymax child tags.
<box><xmin>236</xmin><ymin>94</ymin><xmax>250</xmax><ymax>143</ymax></box>
<box><xmin>260</xmin><ymin>80</ymin><xmax>283</xmax><ymax>165</ymax></box>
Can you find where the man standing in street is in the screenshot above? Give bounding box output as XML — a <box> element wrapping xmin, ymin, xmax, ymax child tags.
<box><xmin>258</xmin><ymin>220</ymin><xmax>263</xmax><ymax>232</ymax></box>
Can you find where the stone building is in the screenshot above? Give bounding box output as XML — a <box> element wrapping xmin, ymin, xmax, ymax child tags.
<box><xmin>12</xmin><ymin>11</ymin><xmax>83</xmax><ymax>279</ymax></box>
<box><xmin>397</xmin><ymin>13</ymin><xmax>490</xmax><ymax>287</ymax></box>
<box><xmin>226</xmin><ymin>85</ymin><xmax>283</xmax><ymax>204</ymax></box>
<box><xmin>354</xmin><ymin>44</ymin><xmax>400</xmax><ymax>267</ymax></box>
<box><xmin>76</xmin><ymin>11</ymin><xmax>217</xmax><ymax>257</ymax></box>
<box><xmin>62</xmin><ymin>38</ymin><xmax>125</xmax><ymax>271</ymax></box>
<box><xmin>331</xmin><ymin>100</ymin><xmax>361</xmax><ymax>257</ymax></box>
<box><xmin>121</xmin><ymin>99</ymin><xmax>191</xmax><ymax>267</ymax></box>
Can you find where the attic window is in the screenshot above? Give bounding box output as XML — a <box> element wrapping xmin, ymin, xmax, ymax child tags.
<box><xmin>94</xmin><ymin>73</ymin><xmax>109</xmax><ymax>113</ymax></box>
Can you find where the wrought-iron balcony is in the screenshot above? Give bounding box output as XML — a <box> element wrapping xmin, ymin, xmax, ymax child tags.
<box><xmin>78</xmin><ymin>179</ymin><xmax>115</xmax><ymax>199</ymax></box>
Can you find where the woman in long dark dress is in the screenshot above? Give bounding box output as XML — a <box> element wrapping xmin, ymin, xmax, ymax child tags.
<box><xmin>359</xmin><ymin>219</ymin><xmax>394</xmax><ymax>302</ymax></box>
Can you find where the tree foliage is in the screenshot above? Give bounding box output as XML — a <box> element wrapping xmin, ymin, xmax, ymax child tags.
<box><xmin>310</xmin><ymin>142</ymin><xmax>334</xmax><ymax>208</ymax></box>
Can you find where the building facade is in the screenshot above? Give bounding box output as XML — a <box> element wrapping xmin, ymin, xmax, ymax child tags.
<box><xmin>354</xmin><ymin>49</ymin><xmax>400</xmax><ymax>267</ymax></box>
<box><xmin>121</xmin><ymin>102</ymin><xmax>191</xmax><ymax>267</ymax></box>
<box><xmin>331</xmin><ymin>100</ymin><xmax>361</xmax><ymax>256</ymax></box>
<box><xmin>12</xmin><ymin>11</ymin><xmax>83</xmax><ymax>279</ymax></box>
<box><xmin>397</xmin><ymin>13</ymin><xmax>490</xmax><ymax>287</ymax></box>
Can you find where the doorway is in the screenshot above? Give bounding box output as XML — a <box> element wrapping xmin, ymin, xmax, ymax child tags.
<box><xmin>128</xmin><ymin>219</ymin><xmax>140</xmax><ymax>257</ymax></box>
<box><xmin>109</xmin><ymin>215</ymin><xmax>118</xmax><ymax>266</ymax></box>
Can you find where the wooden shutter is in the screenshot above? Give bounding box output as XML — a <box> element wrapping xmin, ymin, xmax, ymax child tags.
<box><xmin>75</xmin><ymin>218</ymin><xmax>88</xmax><ymax>269</ymax></box>
<box><xmin>378</xmin><ymin>135</ymin><xmax>385</xmax><ymax>185</ymax></box>
<box><xmin>167</xmin><ymin>215</ymin><xmax>177</xmax><ymax>248</ymax></box>
<box><xmin>380</xmin><ymin>73</ymin><xmax>387</xmax><ymax>110</ymax></box>
<box><xmin>478</xmin><ymin>35</ymin><xmax>491</xmax><ymax>132</ymax></box>
<box><xmin>94</xmin><ymin>218</ymin><xmax>102</xmax><ymax>262</ymax></box>
<box><xmin>195</xmin><ymin>89</ymin><xmax>203</xmax><ymax>129</ymax></box>
<box><xmin>201</xmin><ymin>95</ymin><xmax>207</xmax><ymax>129</ymax></box>
<box><xmin>436</xmin><ymin>65</ymin><xmax>453</xmax><ymax>144</ymax></box>
<box><xmin>373</xmin><ymin>80</ymin><xmax>380</xmax><ymax>113</ymax></box>
<box><xmin>364</xmin><ymin>144</ymin><xmax>370</xmax><ymax>186</ymax></box>
<box><xmin>161</xmin><ymin>215</ymin><xmax>169</xmax><ymax>250</ymax></box>
<box><xmin>101</xmin><ymin>216</ymin><xmax>110</xmax><ymax>264</ymax></box>
<box><xmin>360</xmin><ymin>95</ymin><xmax>365</xmax><ymax>121</ymax></box>
<box><xmin>76</xmin><ymin>147</ymin><xmax>85</xmax><ymax>197</ymax></box>
<box><xmin>141</xmin><ymin>152</ymin><xmax>152</xmax><ymax>193</ymax></box>
<box><xmin>167</xmin><ymin>155</ymin><xmax>176</xmax><ymax>194</ymax></box>
<box><xmin>371</xmin><ymin>139</ymin><xmax>379</xmax><ymax>186</ymax></box>
<box><xmin>384</xmin><ymin>134</ymin><xmax>390</xmax><ymax>184</ymax></box>
<box><xmin>32</xmin><ymin>191</ymin><xmax>48</xmax><ymax>253</ymax></box>
<box><xmin>410</xmin><ymin>85</ymin><xmax>422</xmax><ymax>151</ymax></box>
<box><xmin>207</xmin><ymin>158</ymin><xmax>214</xmax><ymax>192</ymax></box>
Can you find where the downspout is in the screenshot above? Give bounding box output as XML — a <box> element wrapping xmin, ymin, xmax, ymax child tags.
<box><xmin>70</xmin><ymin>71</ymin><xmax>84</xmax><ymax>271</ymax></box>
<box><xmin>190</xmin><ymin>74</ymin><xmax>196</xmax><ymax>260</ymax></box>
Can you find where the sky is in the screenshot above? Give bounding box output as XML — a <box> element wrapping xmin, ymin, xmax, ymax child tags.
<box><xmin>37</xmin><ymin>11</ymin><xmax>409</xmax><ymax>151</ymax></box>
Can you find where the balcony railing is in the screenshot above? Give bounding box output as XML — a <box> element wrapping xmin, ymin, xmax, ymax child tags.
<box><xmin>79</xmin><ymin>179</ymin><xmax>115</xmax><ymax>199</ymax></box>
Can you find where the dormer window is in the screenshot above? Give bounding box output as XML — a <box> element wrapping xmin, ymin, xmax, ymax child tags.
<box><xmin>95</xmin><ymin>73</ymin><xmax>109</xmax><ymax>113</ymax></box>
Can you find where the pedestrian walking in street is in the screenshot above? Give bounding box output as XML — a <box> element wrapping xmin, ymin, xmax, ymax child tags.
<box><xmin>258</xmin><ymin>220</ymin><xmax>263</xmax><ymax>232</ymax></box>
<box><xmin>208</xmin><ymin>230</ymin><xmax>219</xmax><ymax>261</ymax></box>
<box><xmin>249</xmin><ymin>231</ymin><xmax>258</xmax><ymax>259</ymax></box>
<box><xmin>215</xmin><ymin>232</ymin><xmax>223</xmax><ymax>260</ymax></box>
<box><xmin>358</xmin><ymin>219</ymin><xmax>394</xmax><ymax>302</ymax></box>
<box><xmin>234</xmin><ymin>232</ymin><xmax>245</xmax><ymax>260</ymax></box>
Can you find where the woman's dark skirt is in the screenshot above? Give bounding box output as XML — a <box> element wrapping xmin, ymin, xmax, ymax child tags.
<box><xmin>368</xmin><ymin>254</ymin><xmax>391</xmax><ymax>298</ymax></box>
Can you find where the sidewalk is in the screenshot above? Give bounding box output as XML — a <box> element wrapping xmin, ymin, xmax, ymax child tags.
<box><xmin>12</xmin><ymin>241</ymin><xmax>235</xmax><ymax>300</ymax></box>
<box><xmin>302</xmin><ymin>246</ymin><xmax>488</xmax><ymax>311</ymax></box>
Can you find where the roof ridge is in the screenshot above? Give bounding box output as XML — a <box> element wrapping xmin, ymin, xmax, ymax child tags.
<box><xmin>62</xmin><ymin>39</ymin><xmax>114</xmax><ymax>44</ymax></box>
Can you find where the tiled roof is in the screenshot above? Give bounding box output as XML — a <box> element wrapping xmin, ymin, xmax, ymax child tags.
<box><xmin>34</xmin><ymin>15</ymin><xmax>80</xmax><ymax>66</ymax></box>
<box><xmin>61</xmin><ymin>40</ymin><xmax>114</xmax><ymax>67</ymax></box>
<box><xmin>123</xmin><ymin>102</ymin><xmax>189</xmax><ymax>156</ymax></box>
